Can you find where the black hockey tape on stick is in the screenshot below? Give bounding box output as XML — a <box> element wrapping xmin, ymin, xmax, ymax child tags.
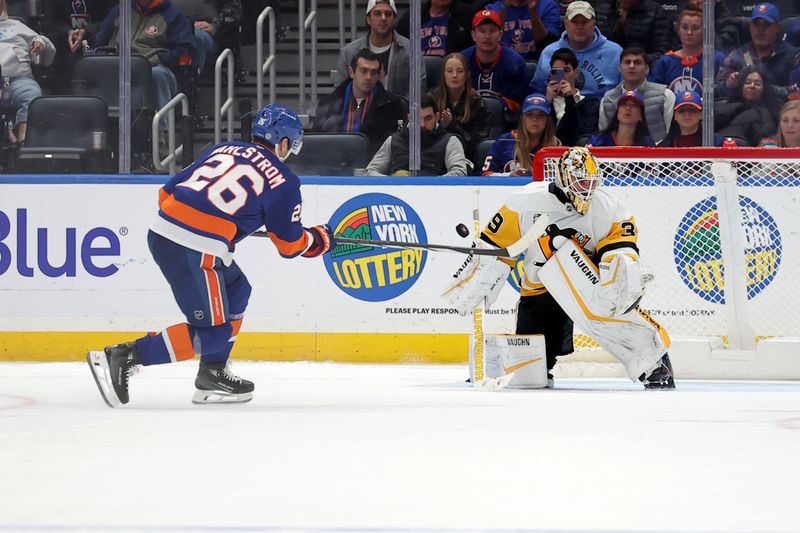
<box><xmin>250</xmin><ymin>214</ymin><xmax>550</xmax><ymax>258</ymax></box>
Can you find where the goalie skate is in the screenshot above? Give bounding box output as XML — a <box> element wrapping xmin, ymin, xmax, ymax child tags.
<box><xmin>192</xmin><ymin>362</ymin><xmax>254</xmax><ymax>405</ymax></box>
<box><xmin>639</xmin><ymin>354</ymin><xmax>675</xmax><ymax>390</ymax></box>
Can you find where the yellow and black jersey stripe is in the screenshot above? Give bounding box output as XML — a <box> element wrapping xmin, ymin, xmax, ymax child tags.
<box><xmin>596</xmin><ymin>217</ymin><xmax>640</xmax><ymax>261</ymax></box>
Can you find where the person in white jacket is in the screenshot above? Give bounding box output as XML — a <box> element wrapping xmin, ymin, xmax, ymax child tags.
<box><xmin>0</xmin><ymin>0</ymin><xmax>56</xmax><ymax>144</ymax></box>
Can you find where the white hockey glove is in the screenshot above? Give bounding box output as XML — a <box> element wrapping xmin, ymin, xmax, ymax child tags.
<box><xmin>442</xmin><ymin>240</ymin><xmax>511</xmax><ymax>316</ymax></box>
<box><xmin>598</xmin><ymin>254</ymin><xmax>653</xmax><ymax>316</ymax></box>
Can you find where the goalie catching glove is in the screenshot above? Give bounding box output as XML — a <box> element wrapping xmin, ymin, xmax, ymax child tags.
<box><xmin>302</xmin><ymin>224</ymin><xmax>335</xmax><ymax>257</ymax></box>
<box><xmin>598</xmin><ymin>253</ymin><xmax>653</xmax><ymax>316</ymax></box>
<box><xmin>442</xmin><ymin>239</ymin><xmax>511</xmax><ymax>316</ymax></box>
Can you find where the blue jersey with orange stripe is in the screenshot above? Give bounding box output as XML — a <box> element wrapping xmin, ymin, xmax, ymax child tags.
<box><xmin>151</xmin><ymin>141</ymin><xmax>310</xmax><ymax>264</ymax></box>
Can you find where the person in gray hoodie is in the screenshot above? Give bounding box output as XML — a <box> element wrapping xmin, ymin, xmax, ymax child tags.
<box><xmin>0</xmin><ymin>0</ymin><xmax>56</xmax><ymax>144</ymax></box>
<box><xmin>529</xmin><ymin>0</ymin><xmax>621</xmax><ymax>99</ymax></box>
<box><xmin>332</xmin><ymin>0</ymin><xmax>425</xmax><ymax>99</ymax></box>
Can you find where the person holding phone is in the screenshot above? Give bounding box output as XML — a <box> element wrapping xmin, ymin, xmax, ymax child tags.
<box><xmin>544</xmin><ymin>48</ymin><xmax>600</xmax><ymax>146</ymax></box>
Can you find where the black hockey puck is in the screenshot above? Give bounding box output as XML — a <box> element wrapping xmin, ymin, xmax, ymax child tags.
<box><xmin>456</xmin><ymin>223</ymin><xmax>471</xmax><ymax>238</ymax></box>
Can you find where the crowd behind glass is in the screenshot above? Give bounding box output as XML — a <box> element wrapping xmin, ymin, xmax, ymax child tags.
<box><xmin>1</xmin><ymin>0</ymin><xmax>799</xmax><ymax>176</ymax></box>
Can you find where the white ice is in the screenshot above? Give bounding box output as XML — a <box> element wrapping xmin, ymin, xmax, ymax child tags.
<box><xmin>1</xmin><ymin>361</ymin><xmax>800</xmax><ymax>533</ymax></box>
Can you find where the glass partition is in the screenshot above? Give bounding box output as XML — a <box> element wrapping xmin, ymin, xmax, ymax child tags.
<box><xmin>3</xmin><ymin>0</ymin><xmax>798</xmax><ymax>176</ymax></box>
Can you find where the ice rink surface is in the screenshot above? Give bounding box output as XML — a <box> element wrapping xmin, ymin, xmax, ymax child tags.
<box><xmin>1</xmin><ymin>361</ymin><xmax>800</xmax><ymax>533</ymax></box>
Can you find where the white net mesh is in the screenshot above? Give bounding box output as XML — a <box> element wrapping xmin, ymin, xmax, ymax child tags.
<box><xmin>534</xmin><ymin>147</ymin><xmax>800</xmax><ymax>372</ymax></box>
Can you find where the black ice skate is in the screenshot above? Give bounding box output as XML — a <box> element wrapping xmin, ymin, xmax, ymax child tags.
<box><xmin>86</xmin><ymin>342</ymin><xmax>141</xmax><ymax>407</ymax></box>
<box><xmin>192</xmin><ymin>362</ymin><xmax>254</xmax><ymax>404</ymax></box>
<box><xmin>639</xmin><ymin>353</ymin><xmax>675</xmax><ymax>390</ymax></box>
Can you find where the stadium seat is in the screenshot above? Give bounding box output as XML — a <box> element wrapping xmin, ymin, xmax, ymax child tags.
<box><xmin>15</xmin><ymin>96</ymin><xmax>109</xmax><ymax>173</ymax></box>
<box><xmin>781</xmin><ymin>16</ymin><xmax>798</xmax><ymax>41</ymax></box>
<box><xmin>424</xmin><ymin>55</ymin><xmax>444</xmax><ymax>91</ymax></box>
<box><xmin>479</xmin><ymin>94</ymin><xmax>506</xmax><ymax>138</ymax></box>
<box><xmin>71</xmin><ymin>55</ymin><xmax>155</xmax><ymax>164</ymax></box>
<box><xmin>525</xmin><ymin>60</ymin><xmax>537</xmax><ymax>84</ymax></box>
<box><xmin>290</xmin><ymin>133</ymin><xmax>370</xmax><ymax>176</ymax></box>
<box><xmin>71</xmin><ymin>55</ymin><xmax>153</xmax><ymax>117</ymax></box>
<box><xmin>471</xmin><ymin>138</ymin><xmax>496</xmax><ymax>175</ymax></box>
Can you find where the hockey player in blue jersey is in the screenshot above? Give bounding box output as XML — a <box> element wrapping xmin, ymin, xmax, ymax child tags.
<box><xmin>87</xmin><ymin>104</ymin><xmax>334</xmax><ymax>407</ymax></box>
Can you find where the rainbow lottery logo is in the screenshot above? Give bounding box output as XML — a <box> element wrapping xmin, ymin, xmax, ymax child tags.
<box><xmin>673</xmin><ymin>196</ymin><xmax>781</xmax><ymax>304</ymax></box>
<box><xmin>324</xmin><ymin>193</ymin><xmax>427</xmax><ymax>302</ymax></box>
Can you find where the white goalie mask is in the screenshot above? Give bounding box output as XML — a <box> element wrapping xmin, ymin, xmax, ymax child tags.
<box><xmin>556</xmin><ymin>147</ymin><xmax>603</xmax><ymax>215</ymax></box>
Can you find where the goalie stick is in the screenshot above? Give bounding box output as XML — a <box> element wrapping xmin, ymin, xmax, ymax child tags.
<box><xmin>250</xmin><ymin>213</ymin><xmax>550</xmax><ymax>258</ymax></box>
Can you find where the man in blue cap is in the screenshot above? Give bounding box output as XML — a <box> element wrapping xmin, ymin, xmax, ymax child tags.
<box><xmin>716</xmin><ymin>2</ymin><xmax>800</xmax><ymax>99</ymax></box>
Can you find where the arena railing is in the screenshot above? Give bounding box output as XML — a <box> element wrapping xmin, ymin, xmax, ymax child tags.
<box><xmin>214</xmin><ymin>48</ymin><xmax>235</xmax><ymax>144</ymax></box>
<box><xmin>256</xmin><ymin>5</ymin><xmax>277</xmax><ymax>110</ymax></box>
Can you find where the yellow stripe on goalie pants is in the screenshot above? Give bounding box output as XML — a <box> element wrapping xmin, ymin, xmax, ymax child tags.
<box><xmin>537</xmin><ymin>240</ymin><xmax>669</xmax><ymax>381</ymax></box>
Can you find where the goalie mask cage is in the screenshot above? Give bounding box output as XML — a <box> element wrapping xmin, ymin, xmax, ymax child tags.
<box><xmin>532</xmin><ymin>147</ymin><xmax>800</xmax><ymax>380</ymax></box>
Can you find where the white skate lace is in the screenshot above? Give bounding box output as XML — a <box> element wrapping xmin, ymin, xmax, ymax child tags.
<box><xmin>222</xmin><ymin>365</ymin><xmax>243</xmax><ymax>383</ymax></box>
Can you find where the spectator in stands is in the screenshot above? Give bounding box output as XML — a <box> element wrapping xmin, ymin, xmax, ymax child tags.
<box><xmin>396</xmin><ymin>0</ymin><xmax>474</xmax><ymax>57</ymax></box>
<box><xmin>313</xmin><ymin>48</ymin><xmax>406</xmax><ymax>156</ymax></box>
<box><xmin>593</xmin><ymin>0</ymin><xmax>675</xmax><ymax>67</ymax></box>
<box><xmin>43</xmin><ymin>2</ymin><xmax>115</xmax><ymax>94</ymax></box>
<box><xmin>333</xmin><ymin>0</ymin><xmax>425</xmax><ymax>99</ymax></box>
<box><xmin>0</xmin><ymin>0</ymin><xmax>56</xmax><ymax>144</ymax></box>
<box><xmin>428</xmin><ymin>52</ymin><xmax>491</xmax><ymax>160</ymax></box>
<box><xmin>482</xmin><ymin>0</ymin><xmax>562</xmax><ymax>61</ymax></box>
<box><xmin>649</xmin><ymin>10</ymin><xmax>724</xmax><ymax>96</ymax></box>
<box><xmin>759</xmin><ymin>100</ymin><xmax>800</xmax><ymax>147</ymax></box>
<box><xmin>530</xmin><ymin>1</ymin><xmax>622</xmax><ymax>98</ymax></box>
<box><xmin>67</xmin><ymin>0</ymin><xmax>196</xmax><ymax>113</ymax></box>
<box><xmin>716</xmin><ymin>3</ymin><xmax>800</xmax><ymax>101</ymax></box>
<box><xmin>366</xmin><ymin>94</ymin><xmax>469</xmax><ymax>176</ymax></box>
<box><xmin>481</xmin><ymin>93</ymin><xmax>560</xmax><ymax>175</ymax></box>
<box><xmin>171</xmin><ymin>0</ymin><xmax>242</xmax><ymax>76</ymax></box>
<box><xmin>462</xmin><ymin>9</ymin><xmax>528</xmax><ymax>114</ymax></box>
<box><xmin>598</xmin><ymin>47</ymin><xmax>675</xmax><ymax>144</ymax></box>
<box><xmin>715</xmin><ymin>64</ymin><xmax>778</xmax><ymax>146</ymax></box>
<box><xmin>62</xmin><ymin>1</ymin><xmax>117</xmax><ymax>51</ymax></box>
<box><xmin>544</xmin><ymin>47</ymin><xmax>599</xmax><ymax>145</ymax></box>
<box><xmin>685</xmin><ymin>0</ymin><xmax>740</xmax><ymax>53</ymax></box>
<box><xmin>587</xmin><ymin>90</ymin><xmax>655</xmax><ymax>146</ymax></box>
<box><xmin>659</xmin><ymin>90</ymin><xmax>723</xmax><ymax>147</ymax></box>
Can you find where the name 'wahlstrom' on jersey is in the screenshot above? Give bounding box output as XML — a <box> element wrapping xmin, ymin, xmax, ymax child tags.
<box><xmin>152</xmin><ymin>141</ymin><xmax>311</xmax><ymax>265</ymax></box>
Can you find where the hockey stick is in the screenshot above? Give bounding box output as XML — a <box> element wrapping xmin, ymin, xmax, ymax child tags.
<box><xmin>251</xmin><ymin>214</ymin><xmax>549</xmax><ymax>258</ymax></box>
<box><xmin>469</xmin><ymin>188</ymin><xmax>486</xmax><ymax>386</ymax></box>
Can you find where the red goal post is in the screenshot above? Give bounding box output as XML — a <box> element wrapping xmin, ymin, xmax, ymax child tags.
<box><xmin>531</xmin><ymin>146</ymin><xmax>800</xmax><ymax>380</ymax></box>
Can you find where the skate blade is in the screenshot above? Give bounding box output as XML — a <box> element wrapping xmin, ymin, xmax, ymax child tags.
<box><xmin>86</xmin><ymin>351</ymin><xmax>121</xmax><ymax>408</ymax></box>
<box><xmin>192</xmin><ymin>389</ymin><xmax>253</xmax><ymax>405</ymax></box>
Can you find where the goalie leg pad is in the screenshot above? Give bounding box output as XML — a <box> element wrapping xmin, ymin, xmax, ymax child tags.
<box><xmin>442</xmin><ymin>241</ymin><xmax>511</xmax><ymax>316</ymax></box>
<box><xmin>471</xmin><ymin>334</ymin><xmax>549</xmax><ymax>390</ymax></box>
<box><xmin>538</xmin><ymin>241</ymin><xmax>670</xmax><ymax>381</ymax></box>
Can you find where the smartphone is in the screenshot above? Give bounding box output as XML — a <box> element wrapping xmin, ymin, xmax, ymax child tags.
<box><xmin>549</xmin><ymin>68</ymin><xmax>565</xmax><ymax>82</ymax></box>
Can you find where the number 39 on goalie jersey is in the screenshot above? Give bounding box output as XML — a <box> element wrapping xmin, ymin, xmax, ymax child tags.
<box><xmin>480</xmin><ymin>182</ymin><xmax>640</xmax><ymax>297</ymax></box>
<box><xmin>151</xmin><ymin>141</ymin><xmax>310</xmax><ymax>265</ymax></box>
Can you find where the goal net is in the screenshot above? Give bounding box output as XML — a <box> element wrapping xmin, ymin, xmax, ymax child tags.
<box><xmin>532</xmin><ymin>147</ymin><xmax>800</xmax><ymax>380</ymax></box>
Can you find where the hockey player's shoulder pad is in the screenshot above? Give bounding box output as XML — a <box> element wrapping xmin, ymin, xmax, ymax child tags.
<box><xmin>504</xmin><ymin>181</ymin><xmax>564</xmax><ymax>216</ymax></box>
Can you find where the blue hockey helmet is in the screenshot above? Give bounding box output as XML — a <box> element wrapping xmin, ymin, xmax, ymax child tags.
<box><xmin>251</xmin><ymin>103</ymin><xmax>304</xmax><ymax>160</ymax></box>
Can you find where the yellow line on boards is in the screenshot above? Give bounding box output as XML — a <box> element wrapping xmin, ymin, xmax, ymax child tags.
<box><xmin>0</xmin><ymin>332</ymin><xmax>470</xmax><ymax>363</ymax></box>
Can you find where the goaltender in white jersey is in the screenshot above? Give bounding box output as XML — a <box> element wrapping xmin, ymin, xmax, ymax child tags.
<box><xmin>443</xmin><ymin>146</ymin><xmax>675</xmax><ymax>389</ymax></box>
